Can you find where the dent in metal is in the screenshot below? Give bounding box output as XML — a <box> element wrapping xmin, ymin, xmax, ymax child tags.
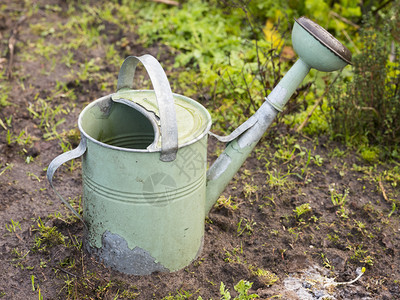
<box><xmin>86</xmin><ymin>231</ymin><xmax>169</xmax><ymax>275</ymax></box>
<box><xmin>93</xmin><ymin>95</ymin><xmax>114</xmax><ymax>118</ymax></box>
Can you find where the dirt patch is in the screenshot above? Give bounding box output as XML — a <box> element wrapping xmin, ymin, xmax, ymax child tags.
<box><xmin>1</xmin><ymin>1</ymin><xmax>399</xmax><ymax>299</ymax></box>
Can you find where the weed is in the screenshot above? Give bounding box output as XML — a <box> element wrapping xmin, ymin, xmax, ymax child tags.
<box><xmin>10</xmin><ymin>248</ymin><xmax>31</xmax><ymax>270</ymax></box>
<box><xmin>381</xmin><ymin>166</ymin><xmax>400</xmax><ymax>188</ymax></box>
<box><xmin>327</xmin><ymin>13</ymin><xmax>400</xmax><ymax>154</ymax></box>
<box><xmin>293</xmin><ymin>203</ymin><xmax>312</xmax><ymax>219</ymax></box>
<box><xmin>329</xmin><ymin>184</ymin><xmax>349</xmax><ymax>207</ymax></box>
<box><xmin>5</xmin><ymin>219</ymin><xmax>21</xmax><ymax>233</ymax></box>
<box><xmin>27</xmin><ymin>95</ymin><xmax>69</xmax><ymax>140</ymax></box>
<box><xmin>60</xmin><ymin>257</ymin><xmax>76</xmax><ymax>269</ymax></box>
<box><xmin>270</xmin><ymin>229</ymin><xmax>279</xmax><ymax>236</ymax></box>
<box><xmin>288</xmin><ymin>227</ymin><xmax>301</xmax><ymax>242</ymax></box>
<box><xmin>300</xmin><ymin>147</ymin><xmax>313</xmax><ymax>177</ymax></box>
<box><xmin>249</xmin><ymin>265</ymin><xmax>279</xmax><ymax>286</ymax></box>
<box><xmin>220</xmin><ymin>280</ymin><xmax>259</xmax><ymax>299</ymax></box>
<box><xmin>32</xmin><ymin>217</ymin><xmax>66</xmax><ymax>252</ymax></box>
<box><xmin>0</xmin><ymin>69</ymin><xmax>10</xmax><ymax>108</ymax></box>
<box><xmin>320</xmin><ymin>253</ymin><xmax>334</xmax><ymax>270</ymax></box>
<box><xmin>326</xmin><ymin>233</ymin><xmax>339</xmax><ymax>243</ymax></box>
<box><xmin>31</xmin><ymin>275</ymin><xmax>36</xmax><ymax>291</ymax></box>
<box><xmin>162</xmin><ymin>289</ymin><xmax>197</xmax><ymax>300</ymax></box>
<box><xmin>353</xmin><ymin>219</ymin><xmax>366</xmax><ymax>234</ymax></box>
<box><xmin>68</xmin><ymin>196</ymin><xmax>83</xmax><ymax>218</ymax></box>
<box><xmin>388</xmin><ymin>202</ymin><xmax>397</xmax><ymax>218</ymax></box>
<box><xmin>360</xmin><ymin>146</ymin><xmax>380</xmax><ymax>163</ymax></box>
<box><xmin>259</xmin><ymin>195</ymin><xmax>276</xmax><ymax>209</ymax></box>
<box><xmin>313</xmin><ymin>155</ymin><xmax>324</xmax><ymax>167</ymax></box>
<box><xmin>25</xmin><ymin>155</ymin><xmax>34</xmax><ymax>164</ymax></box>
<box><xmin>224</xmin><ymin>245</ymin><xmax>244</xmax><ymax>264</ymax></box>
<box><xmin>267</xmin><ymin>169</ymin><xmax>292</xmax><ymax>188</ymax></box>
<box><xmin>215</xmin><ymin>195</ymin><xmax>239</xmax><ymax>211</ymax></box>
<box><xmin>347</xmin><ymin>244</ymin><xmax>374</xmax><ymax>266</ymax></box>
<box><xmin>243</xmin><ymin>182</ymin><xmax>259</xmax><ymax>202</ymax></box>
<box><xmin>27</xmin><ymin>171</ymin><xmax>41</xmax><ymax>182</ymax></box>
<box><xmin>0</xmin><ymin>163</ymin><xmax>13</xmax><ymax>176</ymax></box>
<box><xmin>330</xmin><ymin>147</ymin><xmax>346</xmax><ymax>158</ymax></box>
<box><xmin>39</xmin><ymin>259</ymin><xmax>47</xmax><ymax>268</ymax></box>
<box><xmin>237</xmin><ymin>218</ymin><xmax>256</xmax><ymax>236</ymax></box>
<box><xmin>6</xmin><ymin>129</ymin><xmax>32</xmax><ymax>146</ymax></box>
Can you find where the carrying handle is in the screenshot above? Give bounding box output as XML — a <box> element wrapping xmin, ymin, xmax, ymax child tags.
<box><xmin>116</xmin><ymin>55</ymin><xmax>178</xmax><ymax>162</ymax></box>
<box><xmin>46</xmin><ymin>138</ymin><xmax>88</xmax><ymax>228</ymax></box>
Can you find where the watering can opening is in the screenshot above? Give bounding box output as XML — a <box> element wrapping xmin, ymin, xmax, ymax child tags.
<box><xmin>77</xmin><ymin>91</ymin><xmax>212</xmax><ymax>153</ymax></box>
<box><xmin>78</xmin><ymin>95</ymin><xmax>159</xmax><ymax>152</ymax></box>
<box><xmin>79</xmin><ymin>97</ymin><xmax>156</xmax><ymax>150</ymax></box>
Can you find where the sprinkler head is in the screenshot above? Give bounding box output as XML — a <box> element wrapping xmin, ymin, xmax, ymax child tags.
<box><xmin>292</xmin><ymin>17</ymin><xmax>352</xmax><ymax>72</ymax></box>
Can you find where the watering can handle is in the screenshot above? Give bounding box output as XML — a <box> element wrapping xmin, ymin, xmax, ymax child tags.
<box><xmin>46</xmin><ymin>138</ymin><xmax>87</xmax><ymax>228</ymax></box>
<box><xmin>115</xmin><ymin>55</ymin><xmax>178</xmax><ymax>162</ymax></box>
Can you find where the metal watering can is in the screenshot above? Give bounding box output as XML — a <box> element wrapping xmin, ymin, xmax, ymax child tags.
<box><xmin>47</xmin><ymin>17</ymin><xmax>351</xmax><ymax>275</ymax></box>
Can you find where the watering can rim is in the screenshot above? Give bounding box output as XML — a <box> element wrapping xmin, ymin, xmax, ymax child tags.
<box><xmin>294</xmin><ymin>16</ymin><xmax>352</xmax><ymax>65</ymax></box>
<box><xmin>77</xmin><ymin>91</ymin><xmax>212</xmax><ymax>154</ymax></box>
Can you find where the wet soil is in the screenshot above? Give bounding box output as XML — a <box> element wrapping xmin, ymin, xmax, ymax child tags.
<box><xmin>0</xmin><ymin>1</ymin><xmax>399</xmax><ymax>299</ymax></box>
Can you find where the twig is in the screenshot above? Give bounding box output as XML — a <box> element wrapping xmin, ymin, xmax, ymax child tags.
<box><xmin>329</xmin><ymin>11</ymin><xmax>360</xmax><ymax>29</ymax></box>
<box><xmin>327</xmin><ymin>267</ymin><xmax>366</xmax><ymax>287</ymax></box>
<box><xmin>372</xmin><ymin>0</ymin><xmax>395</xmax><ymax>14</ymax></box>
<box><xmin>296</xmin><ymin>71</ymin><xmax>342</xmax><ymax>132</ymax></box>
<box><xmin>54</xmin><ymin>266</ymin><xmax>77</xmax><ymax>277</ymax></box>
<box><xmin>6</xmin><ymin>15</ymin><xmax>27</xmax><ymax>79</ymax></box>
<box><xmin>342</xmin><ymin>29</ymin><xmax>360</xmax><ymax>54</ymax></box>
<box><xmin>149</xmin><ymin>0</ymin><xmax>179</xmax><ymax>6</ymax></box>
<box><xmin>378</xmin><ymin>180</ymin><xmax>389</xmax><ymax>201</ymax></box>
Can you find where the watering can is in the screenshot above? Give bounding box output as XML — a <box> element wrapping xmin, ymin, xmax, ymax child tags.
<box><xmin>47</xmin><ymin>17</ymin><xmax>351</xmax><ymax>275</ymax></box>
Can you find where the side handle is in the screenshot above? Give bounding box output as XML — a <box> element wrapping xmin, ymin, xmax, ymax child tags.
<box><xmin>46</xmin><ymin>138</ymin><xmax>87</xmax><ymax>227</ymax></box>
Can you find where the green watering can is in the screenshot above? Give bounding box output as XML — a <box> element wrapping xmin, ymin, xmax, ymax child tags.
<box><xmin>47</xmin><ymin>17</ymin><xmax>351</xmax><ymax>275</ymax></box>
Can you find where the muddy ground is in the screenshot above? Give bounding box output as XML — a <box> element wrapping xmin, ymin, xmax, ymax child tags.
<box><xmin>1</xmin><ymin>1</ymin><xmax>400</xmax><ymax>299</ymax></box>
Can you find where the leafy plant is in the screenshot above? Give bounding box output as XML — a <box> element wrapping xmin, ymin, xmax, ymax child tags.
<box><xmin>0</xmin><ymin>163</ymin><xmax>13</xmax><ymax>176</ymax></box>
<box><xmin>327</xmin><ymin>11</ymin><xmax>400</xmax><ymax>156</ymax></box>
<box><xmin>224</xmin><ymin>245</ymin><xmax>244</xmax><ymax>264</ymax></box>
<box><xmin>329</xmin><ymin>184</ymin><xmax>349</xmax><ymax>207</ymax></box>
<box><xmin>293</xmin><ymin>203</ymin><xmax>312</xmax><ymax>218</ymax></box>
<box><xmin>249</xmin><ymin>266</ymin><xmax>279</xmax><ymax>286</ymax></box>
<box><xmin>237</xmin><ymin>218</ymin><xmax>256</xmax><ymax>236</ymax></box>
<box><xmin>215</xmin><ymin>195</ymin><xmax>239</xmax><ymax>211</ymax></box>
<box><xmin>0</xmin><ymin>69</ymin><xmax>10</xmax><ymax>108</ymax></box>
<box><xmin>347</xmin><ymin>244</ymin><xmax>374</xmax><ymax>266</ymax></box>
<box><xmin>220</xmin><ymin>280</ymin><xmax>259</xmax><ymax>299</ymax></box>
<box><xmin>32</xmin><ymin>217</ymin><xmax>66</xmax><ymax>252</ymax></box>
<box><xmin>5</xmin><ymin>219</ymin><xmax>21</xmax><ymax>233</ymax></box>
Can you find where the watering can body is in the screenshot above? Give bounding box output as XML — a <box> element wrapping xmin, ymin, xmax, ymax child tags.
<box><xmin>48</xmin><ymin>55</ymin><xmax>212</xmax><ymax>274</ymax></box>
<box><xmin>81</xmin><ymin>93</ymin><xmax>210</xmax><ymax>274</ymax></box>
<box><xmin>47</xmin><ymin>17</ymin><xmax>351</xmax><ymax>275</ymax></box>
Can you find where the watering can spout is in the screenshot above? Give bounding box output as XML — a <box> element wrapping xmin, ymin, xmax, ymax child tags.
<box><xmin>205</xmin><ymin>17</ymin><xmax>352</xmax><ymax>215</ymax></box>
